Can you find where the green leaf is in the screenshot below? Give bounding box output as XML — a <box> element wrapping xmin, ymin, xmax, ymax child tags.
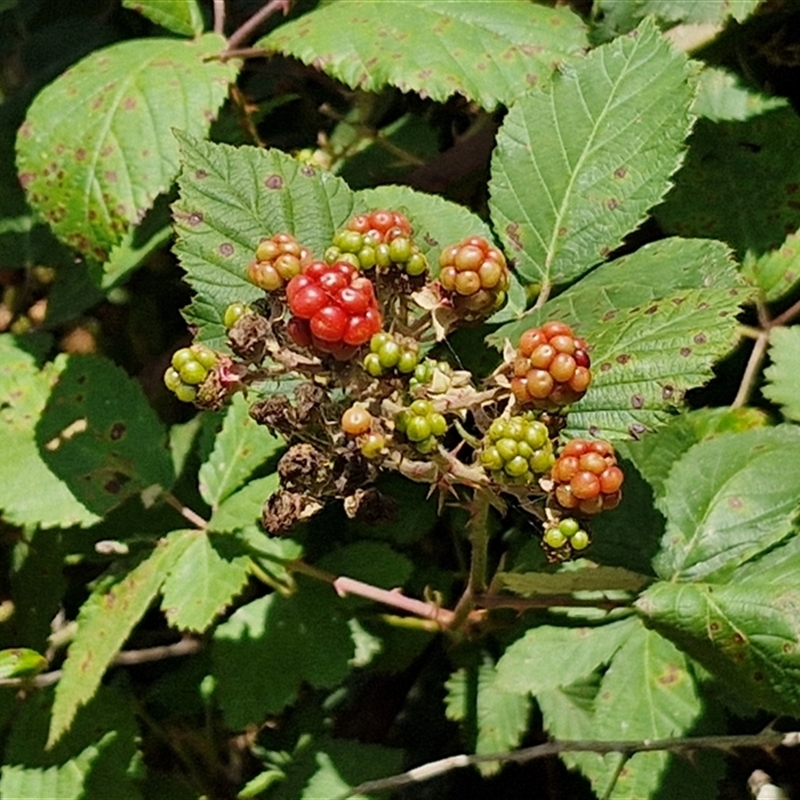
<box><xmin>541</xmin><ymin>622</ymin><xmax>704</xmax><ymax>800</ymax></box>
<box><xmin>742</xmin><ymin>229</ymin><xmax>800</xmax><ymax>301</ymax></box>
<box><xmin>653</xmin><ymin>425</ymin><xmax>800</xmax><ymax>582</ymax></box>
<box><xmin>693</xmin><ymin>67</ymin><xmax>787</xmax><ymax>122</ymax></box>
<box><xmin>488</xmin><ymin>18</ymin><xmax>695</xmax><ymax>288</ymax></box>
<box><xmin>637</xmin><ymin>561</ymin><xmax>800</xmax><ymax>716</ymax></box>
<box><xmin>48</xmin><ymin>531</ymin><xmax>193</xmax><ymax>747</ymax></box>
<box><xmin>198</xmin><ymin>394</ymin><xmax>283</xmax><ymax>509</ymax></box>
<box><xmin>172</xmin><ymin>135</ymin><xmax>355</xmax><ymax>348</ymax></box>
<box><xmin>620</xmin><ymin>406</ymin><xmax>769</xmax><ymax>502</ymax></box>
<box><xmin>594</xmin><ymin>0</ymin><xmax>762</xmax><ymax>32</ymax></box>
<box><xmin>259</xmin><ymin>1</ymin><xmax>587</xmax><ymax>111</ymax></box>
<box><xmin>0</xmin><ymin>338</ymin><xmax>100</xmax><ymax>528</ymax></box>
<box><xmin>445</xmin><ymin>661</ymin><xmax>530</xmax><ymax>776</ymax></box>
<box><xmin>208</xmin><ymin>473</ymin><xmax>279</xmax><ymax>533</ymax></box>
<box><xmin>496</xmin><ymin>566</ymin><xmax>650</xmax><ymax>596</ymax></box>
<box><xmin>763</xmin><ymin>326</ymin><xmax>800</xmax><ymax>421</ymax></box>
<box><xmin>496</xmin><ymin>616</ymin><xmax>637</xmax><ymax>695</ymax></box>
<box><xmin>212</xmin><ymin>578</ymin><xmax>353</xmax><ymax>729</ymax></box>
<box><xmin>656</xmin><ymin>108</ymin><xmax>800</xmax><ymax>261</ymax></box>
<box><xmin>122</xmin><ymin>0</ymin><xmax>204</xmax><ymax>37</ymax></box>
<box><xmin>16</xmin><ymin>34</ymin><xmax>237</xmax><ymax>260</ymax></box>
<box><xmin>492</xmin><ymin>238</ymin><xmax>745</xmax><ymax>439</ymax></box>
<box><xmin>270</xmin><ymin>737</ymin><xmax>403</xmax><ymax>800</ymax></box>
<box><xmin>2</xmin><ymin>686</ymin><xmax>141</xmax><ymax>800</ymax></box>
<box><xmin>160</xmin><ymin>531</ymin><xmax>251</xmax><ymax>632</ymax></box>
<box><xmin>0</xmin><ymin>648</ymin><xmax>47</xmax><ymax>679</ymax></box>
<box><xmin>36</xmin><ymin>354</ymin><xmax>174</xmax><ymax>518</ymax></box>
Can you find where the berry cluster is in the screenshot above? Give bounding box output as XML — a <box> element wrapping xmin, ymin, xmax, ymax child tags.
<box><xmin>439</xmin><ymin>236</ymin><xmax>510</xmax><ymax>318</ymax></box>
<box><xmin>550</xmin><ymin>438</ymin><xmax>623</xmax><ymax>515</ymax></box>
<box><xmin>325</xmin><ymin>210</ymin><xmax>427</xmax><ymax>276</ymax></box>
<box><xmin>363</xmin><ymin>332</ymin><xmax>420</xmax><ymax>377</ymax></box>
<box><xmin>286</xmin><ymin>261</ymin><xmax>382</xmax><ymax>355</ymax></box>
<box><xmin>247</xmin><ymin>233</ymin><xmax>311</xmax><ymax>291</ymax></box>
<box><xmin>510</xmin><ymin>321</ymin><xmax>591</xmax><ymax>410</ymax></box>
<box><xmin>479</xmin><ymin>415</ymin><xmax>554</xmax><ymax>484</ymax></box>
<box><xmin>395</xmin><ymin>399</ymin><xmax>448</xmax><ymax>454</ymax></box>
<box><xmin>166</xmin><ymin>207</ymin><xmax>625</xmax><ymax>560</ymax></box>
<box><xmin>543</xmin><ymin>517</ymin><xmax>590</xmax><ymax>553</ymax></box>
<box><xmin>163</xmin><ymin>344</ymin><xmax>217</xmax><ymax>403</ymax></box>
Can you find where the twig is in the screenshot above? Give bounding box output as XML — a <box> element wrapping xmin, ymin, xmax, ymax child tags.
<box><xmin>333</xmin><ymin>576</ymin><xmax>455</xmax><ymax>628</ymax></box>
<box><xmin>226</xmin><ymin>0</ymin><xmax>291</xmax><ymax>52</ymax></box>
<box><xmin>533</xmin><ymin>282</ymin><xmax>552</xmax><ymax>310</ymax></box>
<box><xmin>731</xmin><ymin>329</ymin><xmax>769</xmax><ymax>408</ymax></box>
<box><xmin>449</xmin><ymin>491</ymin><xmax>491</xmax><ymax>631</ymax></box>
<box><xmin>213</xmin><ymin>0</ymin><xmax>225</xmax><ymax>35</ymax></box>
<box><xmin>341</xmin><ymin>730</ymin><xmax>800</xmax><ymax>798</ymax></box>
<box><xmin>0</xmin><ymin>637</ymin><xmax>202</xmax><ymax>689</ymax></box>
<box><xmin>163</xmin><ymin>492</ymin><xmax>208</xmax><ymax>530</ymax></box>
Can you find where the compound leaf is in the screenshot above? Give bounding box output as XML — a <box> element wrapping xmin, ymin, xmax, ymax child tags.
<box><xmin>212</xmin><ymin>578</ymin><xmax>353</xmax><ymax>729</ymax></box>
<box><xmin>653</xmin><ymin>425</ymin><xmax>800</xmax><ymax>582</ymax></box>
<box><xmin>48</xmin><ymin>531</ymin><xmax>193</xmax><ymax>747</ymax></box>
<box><xmin>763</xmin><ymin>326</ymin><xmax>800</xmax><ymax>422</ymax></box>
<box><xmin>16</xmin><ymin>34</ymin><xmax>237</xmax><ymax>260</ymax></box>
<box><xmin>541</xmin><ymin>622</ymin><xmax>704</xmax><ymax>800</ymax></box>
<box><xmin>445</xmin><ymin>662</ymin><xmax>530</xmax><ymax>776</ymax></box>
<box><xmin>122</xmin><ymin>0</ymin><xmax>204</xmax><ymax>37</ymax></box>
<box><xmin>489</xmin><ymin>18</ymin><xmax>694</xmax><ymax>287</ymax></box>
<box><xmin>259</xmin><ymin>1</ymin><xmax>587</xmax><ymax>111</ymax></box>
<box><xmin>496</xmin><ymin>616</ymin><xmax>637</xmax><ymax>695</ymax></box>
<box><xmin>198</xmin><ymin>393</ymin><xmax>282</xmax><ymax>510</ymax></box>
<box><xmin>160</xmin><ymin>531</ymin><xmax>251</xmax><ymax>632</ymax></box>
<box><xmin>638</xmin><ymin>549</ymin><xmax>800</xmax><ymax>716</ymax></box>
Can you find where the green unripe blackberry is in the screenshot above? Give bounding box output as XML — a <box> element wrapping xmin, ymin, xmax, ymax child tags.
<box><xmin>542</xmin><ymin>517</ymin><xmax>591</xmax><ymax>557</ymax></box>
<box><xmin>165</xmin><ymin>344</ymin><xmax>218</xmax><ymax>403</ymax></box>
<box><xmin>362</xmin><ymin>332</ymin><xmax>420</xmax><ymax>377</ymax></box>
<box><xmin>179</xmin><ymin>361</ymin><xmax>207</xmax><ymax>386</ymax></box>
<box><xmin>223</xmin><ymin>302</ymin><xmax>252</xmax><ymax>329</ymax></box>
<box><xmin>395</xmin><ymin>398</ymin><xmax>448</xmax><ymax>453</ymax></box>
<box><xmin>480</xmin><ymin>413</ymin><xmax>553</xmax><ymax>485</ymax></box>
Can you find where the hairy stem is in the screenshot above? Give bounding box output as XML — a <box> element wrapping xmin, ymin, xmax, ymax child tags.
<box><xmin>342</xmin><ymin>728</ymin><xmax>799</xmax><ymax>798</ymax></box>
<box><xmin>731</xmin><ymin>330</ymin><xmax>769</xmax><ymax>409</ymax></box>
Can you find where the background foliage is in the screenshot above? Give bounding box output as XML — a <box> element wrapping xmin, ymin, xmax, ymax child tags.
<box><xmin>2</xmin><ymin>1</ymin><xmax>800</xmax><ymax>798</ymax></box>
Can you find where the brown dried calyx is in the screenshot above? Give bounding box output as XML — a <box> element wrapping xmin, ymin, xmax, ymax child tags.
<box><xmin>262</xmin><ymin>490</ymin><xmax>323</xmax><ymax>536</ymax></box>
<box><xmin>343</xmin><ymin>487</ymin><xmax>399</xmax><ymax>526</ymax></box>
<box><xmin>278</xmin><ymin>443</ymin><xmax>331</xmax><ymax>493</ymax></box>
<box><xmin>228</xmin><ymin>313</ymin><xmax>272</xmax><ymax>363</ymax></box>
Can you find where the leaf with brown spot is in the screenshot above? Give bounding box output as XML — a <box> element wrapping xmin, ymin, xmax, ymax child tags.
<box><xmin>48</xmin><ymin>530</ymin><xmax>194</xmax><ymax>747</ymax></box>
<box><xmin>638</xmin><ymin>538</ymin><xmax>800</xmax><ymax>716</ymax></box>
<box><xmin>259</xmin><ymin>1</ymin><xmax>586</xmax><ymax>111</ymax></box>
<box><xmin>16</xmin><ymin>34</ymin><xmax>238</xmax><ymax>260</ymax></box>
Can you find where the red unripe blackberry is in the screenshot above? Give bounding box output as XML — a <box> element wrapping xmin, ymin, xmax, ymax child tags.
<box><xmin>551</xmin><ymin>438</ymin><xmax>623</xmax><ymax>515</ymax></box>
<box><xmin>509</xmin><ymin>321</ymin><xmax>592</xmax><ymax>410</ymax></box>
<box><xmin>439</xmin><ymin>236</ymin><xmax>510</xmax><ymax>319</ymax></box>
<box><xmin>248</xmin><ymin>233</ymin><xmax>311</xmax><ymax>291</ymax></box>
<box><xmin>286</xmin><ymin>261</ymin><xmax>382</xmax><ymax>354</ymax></box>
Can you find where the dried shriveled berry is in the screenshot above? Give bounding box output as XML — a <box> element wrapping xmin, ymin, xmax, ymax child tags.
<box><xmin>439</xmin><ymin>236</ymin><xmax>510</xmax><ymax>319</ymax></box>
<box><xmin>551</xmin><ymin>438</ymin><xmax>623</xmax><ymax>515</ymax></box>
<box><xmin>510</xmin><ymin>321</ymin><xmax>591</xmax><ymax>410</ymax></box>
